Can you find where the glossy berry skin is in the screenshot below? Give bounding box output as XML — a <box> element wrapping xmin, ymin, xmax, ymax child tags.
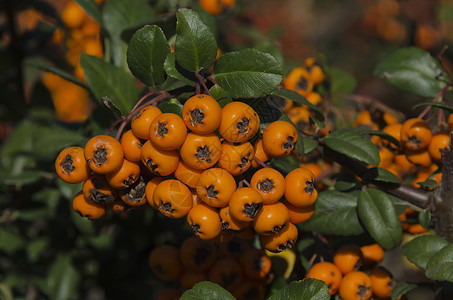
<box><xmin>105</xmin><ymin>159</ymin><xmax>140</xmax><ymax>190</ymax></box>
<box><xmin>174</xmin><ymin>160</ymin><xmax>203</xmax><ymax>189</ymax></box>
<box><xmin>286</xmin><ymin>202</ymin><xmax>315</xmax><ymax>224</ymax></box>
<box><xmin>306</xmin><ymin>262</ymin><xmax>343</xmax><ymax>296</ymax></box>
<box><xmin>339</xmin><ymin>271</ymin><xmax>372</xmax><ymax>300</ymax></box>
<box><xmin>196</xmin><ymin>168</ymin><xmax>236</xmax><ymax>208</ymax></box>
<box><xmin>250</xmin><ymin>168</ymin><xmax>285</xmax><ymax>204</ymax></box>
<box><xmin>333</xmin><ymin>245</ymin><xmax>363</xmax><ymax>275</ymax></box>
<box><xmin>145</xmin><ymin>177</ymin><xmax>165</xmax><ymax>208</ymax></box>
<box><xmin>428</xmin><ymin>131</ymin><xmax>450</xmax><ymax>161</ymax></box>
<box><xmin>284</xmin><ymin>167</ymin><xmax>318</xmax><ymax>207</ymax></box>
<box><xmin>149</xmin><ymin>113</ymin><xmax>187</xmax><ymax>150</ymax></box>
<box><xmin>141</xmin><ymin>140</ymin><xmax>179</xmax><ymax>176</ymax></box>
<box><xmin>283</xmin><ymin>67</ymin><xmax>314</xmax><ymax>97</ymax></box>
<box><xmin>229</xmin><ymin>187</ymin><xmax>264</xmax><ymax>222</ymax></box>
<box><xmin>251</xmin><ymin>139</ymin><xmax>271</xmax><ymax>169</ymax></box>
<box><xmin>260</xmin><ymin>222</ymin><xmax>298</xmax><ymax>253</ymax></box>
<box><xmin>153</xmin><ymin>179</ymin><xmax>193</xmax><ymax>219</ymax></box>
<box><xmin>219</xmin><ymin>206</ymin><xmax>249</xmax><ymax>232</ymax></box>
<box><xmin>360</xmin><ymin>244</ymin><xmax>384</xmax><ymax>268</ymax></box>
<box><xmin>55</xmin><ymin>146</ymin><xmax>91</xmax><ymax>184</ymax></box>
<box><xmin>120</xmin><ymin>130</ymin><xmax>143</xmax><ymax>162</ymax></box>
<box><xmin>253</xmin><ymin>202</ymin><xmax>290</xmax><ymax>235</ymax></box>
<box><xmin>82</xmin><ymin>174</ymin><xmax>117</xmax><ymax>205</ymax></box>
<box><xmin>131</xmin><ymin>105</ymin><xmax>162</xmax><ymax>139</ymax></box>
<box><xmin>219</xmin><ymin>102</ymin><xmax>260</xmax><ymax>143</ymax></box>
<box><xmin>180</xmin><ymin>133</ymin><xmax>222</xmax><ymax>170</ymax></box>
<box><xmin>370</xmin><ymin>267</ymin><xmax>395</xmax><ymax>298</ymax></box>
<box><xmin>84</xmin><ymin>135</ymin><xmax>124</xmax><ymax>174</ymax></box>
<box><xmin>400</xmin><ymin>118</ymin><xmax>432</xmax><ymax>150</ymax></box>
<box><xmin>262</xmin><ymin>121</ymin><xmax>298</xmax><ymax>158</ymax></box>
<box><xmin>187</xmin><ymin>203</ymin><xmax>222</xmax><ymax>240</ymax></box>
<box><xmin>72</xmin><ymin>192</ymin><xmax>106</xmax><ymax>220</ymax></box>
<box><xmin>218</xmin><ymin>141</ymin><xmax>254</xmax><ymax>176</ymax></box>
<box><xmin>182</xmin><ymin>94</ymin><xmax>222</xmax><ymax>134</ymax></box>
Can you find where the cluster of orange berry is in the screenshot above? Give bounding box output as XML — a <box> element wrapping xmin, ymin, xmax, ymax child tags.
<box><xmin>306</xmin><ymin>243</ymin><xmax>395</xmax><ymax>300</ymax></box>
<box><xmin>199</xmin><ymin>0</ymin><xmax>236</xmax><ymax>15</ymax></box>
<box><xmin>149</xmin><ymin>237</ymin><xmax>272</xmax><ymax>300</ymax></box>
<box><xmin>55</xmin><ymin>93</ymin><xmax>319</xmax><ymax>252</ymax></box>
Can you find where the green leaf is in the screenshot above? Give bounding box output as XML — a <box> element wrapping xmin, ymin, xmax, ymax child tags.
<box><xmin>268</xmin><ymin>279</ymin><xmax>330</xmax><ymax>300</ymax></box>
<box><xmin>127</xmin><ymin>25</ymin><xmax>170</xmax><ymax>87</ymax></box>
<box><xmin>417</xmin><ymin>179</ymin><xmax>438</xmax><ymax>189</ymax></box>
<box><xmin>2</xmin><ymin>170</ymin><xmax>44</xmax><ymax>185</ymax></box>
<box><xmin>271</xmin><ymin>88</ymin><xmax>324</xmax><ymax>123</ymax></box>
<box><xmin>213</xmin><ymin>49</ymin><xmax>283</xmax><ymax>99</ymax></box>
<box><xmin>302</xmin><ymin>191</ymin><xmax>364</xmax><ymax>236</ymax></box>
<box><xmin>279</xmin><ymin>114</ymin><xmax>304</xmax><ymax>157</ymax></box>
<box><xmin>0</xmin><ymin>228</ymin><xmax>24</xmax><ymax>254</ymax></box>
<box><xmin>27</xmin><ymin>238</ymin><xmax>49</xmax><ymax>263</ymax></box>
<box><xmin>401</xmin><ymin>235</ymin><xmax>449</xmax><ymax>269</ymax></box>
<box><xmin>357</xmin><ymin>188</ymin><xmax>402</xmax><ymax>249</ymax></box>
<box><xmin>26</xmin><ymin>62</ymin><xmax>86</xmax><ymax>88</ymax></box>
<box><xmin>164</xmin><ymin>52</ymin><xmax>197</xmax><ymax>86</ymax></box>
<box><xmin>47</xmin><ymin>254</ymin><xmax>80</xmax><ymax>300</ymax></box>
<box><xmin>81</xmin><ymin>54</ymin><xmax>140</xmax><ymax>116</ymax></box>
<box><xmin>157</xmin><ymin>100</ymin><xmax>183</xmax><ymax>116</ymax></box>
<box><xmin>391</xmin><ymin>282</ymin><xmax>417</xmax><ymax>300</ymax></box>
<box><xmin>374</xmin><ymin>47</ymin><xmax>447</xmax><ymax>98</ymax></box>
<box><xmin>335</xmin><ymin>173</ymin><xmax>359</xmax><ymax>191</ymax></box>
<box><xmin>33</xmin><ymin>127</ymin><xmax>86</xmax><ymax>158</ymax></box>
<box><xmin>102</xmin><ymin>0</ymin><xmax>157</xmax><ymax>65</ymax></box>
<box><xmin>175</xmin><ymin>8</ymin><xmax>217</xmax><ymax>72</ymax></box>
<box><xmin>181</xmin><ymin>281</ymin><xmax>235</xmax><ymax>300</ymax></box>
<box><xmin>267</xmin><ymin>277</ymin><xmax>288</xmax><ymax>297</ymax></box>
<box><xmin>362</xmin><ymin>167</ymin><xmax>401</xmax><ymax>184</ymax></box>
<box><xmin>74</xmin><ymin>0</ymin><xmax>102</xmax><ymax>25</ymax></box>
<box><xmin>412</xmin><ymin>102</ymin><xmax>453</xmax><ymax>113</ymax></box>
<box><xmin>301</xmin><ymin>137</ymin><xmax>319</xmax><ymax>154</ymax></box>
<box><xmin>352</xmin><ymin>128</ymin><xmax>401</xmax><ymax>149</ymax></box>
<box><xmin>324</xmin><ymin>129</ymin><xmax>380</xmax><ymax>166</ymax></box>
<box><xmin>0</xmin><ymin>283</ymin><xmax>13</xmax><ymax>300</ymax></box>
<box><xmin>209</xmin><ymin>85</ymin><xmax>232</xmax><ymax>103</ymax></box>
<box><xmin>419</xmin><ymin>209</ymin><xmax>431</xmax><ymax>229</ymax></box>
<box><xmin>329</xmin><ymin>66</ymin><xmax>357</xmax><ymax>94</ymax></box>
<box><xmin>425</xmin><ymin>243</ymin><xmax>453</xmax><ymax>282</ymax></box>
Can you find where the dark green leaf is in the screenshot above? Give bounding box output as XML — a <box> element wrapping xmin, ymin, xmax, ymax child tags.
<box><xmin>352</xmin><ymin>128</ymin><xmax>401</xmax><ymax>149</ymax></box>
<box><xmin>267</xmin><ymin>277</ymin><xmax>288</xmax><ymax>297</ymax></box>
<box><xmin>175</xmin><ymin>8</ymin><xmax>217</xmax><ymax>72</ymax></box>
<box><xmin>81</xmin><ymin>54</ymin><xmax>140</xmax><ymax>115</ymax></box>
<box><xmin>302</xmin><ymin>190</ymin><xmax>364</xmax><ymax>236</ymax></box>
<box><xmin>11</xmin><ymin>208</ymin><xmax>49</xmax><ymax>221</ymax></box>
<box><xmin>26</xmin><ymin>62</ymin><xmax>86</xmax><ymax>88</ymax></box>
<box><xmin>34</xmin><ymin>127</ymin><xmax>86</xmax><ymax>158</ymax></box>
<box><xmin>301</xmin><ymin>137</ymin><xmax>319</xmax><ymax>154</ymax></box>
<box><xmin>402</xmin><ymin>235</ymin><xmax>449</xmax><ymax>269</ymax></box>
<box><xmin>279</xmin><ymin>114</ymin><xmax>304</xmax><ymax>157</ymax></box>
<box><xmin>164</xmin><ymin>52</ymin><xmax>197</xmax><ymax>86</ymax></box>
<box><xmin>417</xmin><ymin>179</ymin><xmax>438</xmax><ymax>189</ymax></box>
<box><xmin>0</xmin><ymin>228</ymin><xmax>24</xmax><ymax>254</ymax></box>
<box><xmin>2</xmin><ymin>170</ymin><xmax>44</xmax><ymax>185</ymax></box>
<box><xmin>357</xmin><ymin>188</ymin><xmax>402</xmax><ymax>249</ymax></box>
<box><xmin>214</xmin><ymin>49</ymin><xmax>283</xmax><ymax>99</ymax></box>
<box><xmin>268</xmin><ymin>279</ymin><xmax>330</xmax><ymax>300</ymax></box>
<box><xmin>127</xmin><ymin>25</ymin><xmax>170</xmax><ymax>87</ymax></box>
<box><xmin>425</xmin><ymin>243</ymin><xmax>453</xmax><ymax>282</ymax></box>
<box><xmin>209</xmin><ymin>85</ymin><xmax>232</xmax><ymax>103</ymax></box>
<box><xmin>102</xmin><ymin>0</ymin><xmax>157</xmax><ymax>65</ymax></box>
<box><xmin>74</xmin><ymin>0</ymin><xmax>102</xmax><ymax>24</ymax></box>
<box><xmin>374</xmin><ymin>47</ymin><xmax>447</xmax><ymax>97</ymax></box>
<box><xmin>255</xmin><ymin>41</ymin><xmax>285</xmax><ymax>65</ymax></box>
<box><xmin>269</xmin><ymin>155</ymin><xmax>299</xmax><ymax>176</ymax></box>
<box><xmin>412</xmin><ymin>102</ymin><xmax>453</xmax><ymax>113</ymax></box>
<box><xmin>329</xmin><ymin>67</ymin><xmax>357</xmax><ymax>94</ymax></box>
<box><xmin>72</xmin><ymin>211</ymin><xmax>96</xmax><ymax>235</ymax></box>
<box><xmin>271</xmin><ymin>88</ymin><xmax>324</xmax><ymax>123</ymax></box>
<box><xmin>181</xmin><ymin>281</ymin><xmax>235</xmax><ymax>300</ymax></box>
<box><xmin>362</xmin><ymin>167</ymin><xmax>401</xmax><ymax>184</ymax></box>
<box><xmin>27</xmin><ymin>238</ymin><xmax>49</xmax><ymax>263</ymax></box>
<box><xmin>324</xmin><ymin>129</ymin><xmax>380</xmax><ymax>166</ymax></box>
<box><xmin>158</xmin><ymin>100</ymin><xmax>183</xmax><ymax>116</ymax></box>
<box><xmin>335</xmin><ymin>173</ymin><xmax>359</xmax><ymax>191</ymax></box>
<box><xmin>419</xmin><ymin>209</ymin><xmax>431</xmax><ymax>229</ymax></box>
<box><xmin>47</xmin><ymin>254</ymin><xmax>80</xmax><ymax>300</ymax></box>
<box><xmin>391</xmin><ymin>282</ymin><xmax>417</xmax><ymax>300</ymax></box>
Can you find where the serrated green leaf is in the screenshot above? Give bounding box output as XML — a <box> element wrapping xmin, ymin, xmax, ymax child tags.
<box><xmin>181</xmin><ymin>281</ymin><xmax>235</xmax><ymax>300</ymax></box>
<box><xmin>419</xmin><ymin>209</ymin><xmax>431</xmax><ymax>229</ymax></box>
<box><xmin>425</xmin><ymin>243</ymin><xmax>453</xmax><ymax>282</ymax></box>
<box><xmin>391</xmin><ymin>282</ymin><xmax>417</xmax><ymax>300</ymax></box>
<box><xmin>271</xmin><ymin>88</ymin><xmax>324</xmax><ymax>123</ymax></box>
<box><xmin>127</xmin><ymin>25</ymin><xmax>170</xmax><ymax>87</ymax></box>
<box><xmin>302</xmin><ymin>190</ymin><xmax>364</xmax><ymax>236</ymax></box>
<box><xmin>74</xmin><ymin>0</ymin><xmax>102</xmax><ymax>25</ymax></box>
<box><xmin>81</xmin><ymin>54</ymin><xmax>140</xmax><ymax>116</ymax></box>
<box><xmin>362</xmin><ymin>167</ymin><xmax>401</xmax><ymax>184</ymax></box>
<box><xmin>402</xmin><ymin>235</ymin><xmax>449</xmax><ymax>269</ymax></box>
<box><xmin>175</xmin><ymin>8</ymin><xmax>217</xmax><ymax>72</ymax></box>
<box><xmin>374</xmin><ymin>47</ymin><xmax>447</xmax><ymax>97</ymax></box>
<box><xmin>324</xmin><ymin>129</ymin><xmax>380</xmax><ymax>166</ymax></box>
<box><xmin>102</xmin><ymin>0</ymin><xmax>157</xmax><ymax>65</ymax></box>
<box><xmin>0</xmin><ymin>228</ymin><xmax>24</xmax><ymax>254</ymax></box>
<box><xmin>412</xmin><ymin>102</ymin><xmax>453</xmax><ymax>113</ymax></box>
<box><xmin>47</xmin><ymin>254</ymin><xmax>80</xmax><ymax>300</ymax></box>
<box><xmin>213</xmin><ymin>49</ymin><xmax>283</xmax><ymax>99</ymax></box>
<box><xmin>26</xmin><ymin>62</ymin><xmax>86</xmax><ymax>88</ymax></box>
<box><xmin>268</xmin><ymin>279</ymin><xmax>330</xmax><ymax>300</ymax></box>
<box><xmin>335</xmin><ymin>173</ymin><xmax>359</xmax><ymax>191</ymax></box>
<box><xmin>329</xmin><ymin>66</ymin><xmax>357</xmax><ymax>94</ymax></box>
<box><xmin>357</xmin><ymin>188</ymin><xmax>402</xmax><ymax>249</ymax></box>
<box><xmin>164</xmin><ymin>52</ymin><xmax>197</xmax><ymax>86</ymax></box>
